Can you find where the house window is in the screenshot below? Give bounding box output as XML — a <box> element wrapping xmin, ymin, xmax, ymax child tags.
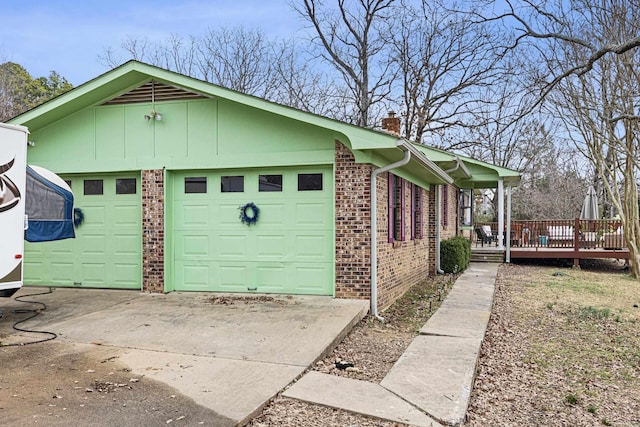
<box><xmin>388</xmin><ymin>173</ymin><xmax>405</xmax><ymax>242</ymax></box>
<box><xmin>298</xmin><ymin>173</ymin><xmax>322</xmax><ymax>191</ymax></box>
<box><xmin>459</xmin><ymin>189</ymin><xmax>472</xmax><ymax>227</ymax></box>
<box><xmin>185</xmin><ymin>177</ymin><xmax>207</xmax><ymax>194</ymax></box>
<box><xmin>221</xmin><ymin>176</ymin><xmax>244</xmax><ymax>192</ymax></box>
<box><xmin>84</xmin><ymin>179</ymin><xmax>103</xmax><ymax>195</ymax></box>
<box><xmin>64</xmin><ymin>180</ymin><xmax>72</xmax><ymax>189</ymax></box>
<box><xmin>259</xmin><ymin>174</ymin><xmax>283</xmax><ymax>192</ymax></box>
<box><xmin>441</xmin><ymin>185</ymin><xmax>449</xmax><ymax>227</ymax></box>
<box><xmin>116</xmin><ymin>178</ymin><xmax>136</xmax><ymax>195</ymax></box>
<box><xmin>412</xmin><ymin>184</ymin><xmax>423</xmax><ymax>240</ymax></box>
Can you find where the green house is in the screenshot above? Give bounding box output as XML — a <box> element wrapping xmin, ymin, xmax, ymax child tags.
<box><xmin>9</xmin><ymin>61</ymin><xmax>518</xmax><ymax>313</ymax></box>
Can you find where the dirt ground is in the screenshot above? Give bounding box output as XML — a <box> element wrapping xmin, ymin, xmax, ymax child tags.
<box><xmin>0</xmin><ymin>340</ymin><xmax>233</xmax><ymax>426</ymax></box>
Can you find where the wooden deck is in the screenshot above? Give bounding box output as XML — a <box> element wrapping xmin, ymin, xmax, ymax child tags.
<box><xmin>473</xmin><ymin>218</ymin><xmax>630</xmax><ymax>266</ymax></box>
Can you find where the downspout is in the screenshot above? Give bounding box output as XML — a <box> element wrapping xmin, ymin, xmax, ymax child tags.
<box><xmin>435</xmin><ymin>160</ymin><xmax>463</xmax><ymax>274</ymax></box>
<box><xmin>370</xmin><ymin>142</ymin><xmax>411</xmax><ymax>322</ymax></box>
<box><xmin>435</xmin><ymin>185</ymin><xmax>444</xmax><ymax>274</ymax></box>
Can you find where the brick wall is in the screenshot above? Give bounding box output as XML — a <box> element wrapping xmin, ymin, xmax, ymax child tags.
<box><xmin>427</xmin><ymin>183</ymin><xmax>460</xmax><ymax>275</ymax></box>
<box><xmin>334</xmin><ymin>141</ymin><xmax>432</xmax><ymax>311</ymax></box>
<box><xmin>441</xmin><ymin>183</ymin><xmax>459</xmax><ymax>239</ymax></box>
<box><xmin>375</xmin><ymin>173</ymin><xmax>430</xmax><ymax>311</ymax></box>
<box><xmin>142</xmin><ymin>169</ymin><xmax>164</xmax><ymax>292</ymax></box>
<box><xmin>334</xmin><ymin>142</ymin><xmax>373</xmax><ymax>300</ymax></box>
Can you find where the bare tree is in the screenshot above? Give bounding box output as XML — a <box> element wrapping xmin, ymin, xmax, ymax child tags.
<box><xmin>196</xmin><ymin>27</ymin><xmax>279</xmax><ymax>99</ymax></box>
<box><xmin>509</xmin><ymin>0</ymin><xmax>640</xmax><ymax>277</ymax></box>
<box><xmin>471</xmin><ymin>0</ymin><xmax>640</xmax><ymax>113</ymax></box>
<box><xmin>388</xmin><ymin>0</ymin><xmax>507</xmax><ymax>143</ymax></box>
<box><xmin>270</xmin><ymin>40</ymin><xmax>353</xmax><ymax>120</ymax></box>
<box><xmin>101</xmin><ymin>28</ymin><xmax>346</xmax><ymax>119</ymax></box>
<box><xmin>293</xmin><ymin>0</ymin><xmax>396</xmax><ymax>127</ymax></box>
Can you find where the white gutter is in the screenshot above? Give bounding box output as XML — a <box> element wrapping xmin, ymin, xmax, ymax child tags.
<box><xmin>370</xmin><ymin>141</ymin><xmax>411</xmax><ymax>322</ymax></box>
<box><xmin>447</xmin><ymin>156</ymin><xmax>472</xmax><ymax>179</ymax></box>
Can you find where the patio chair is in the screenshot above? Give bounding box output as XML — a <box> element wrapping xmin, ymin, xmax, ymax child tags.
<box><xmin>475</xmin><ymin>225</ymin><xmax>497</xmax><ymax>247</ymax></box>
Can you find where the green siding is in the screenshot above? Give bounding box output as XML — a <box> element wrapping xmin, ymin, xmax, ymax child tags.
<box><xmin>170</xmin><ymin>167</ymin><xmax>334</xmax><ymax>295</ymax></box>
<box><xmin>96</xmin><ymin>108</ymin><xmax>125</xmax><ymax>160</ymax></box>
<box><xmin>123</xmin><ymin>104</ymin><xmax>155</xmax><ymax>160</ymax></box>
<box><xmin>27</xmin><ymin>99</ymin><xmax>336</xmax><ymax>173</ymax></box>
<box><xmin>186</xmin><ymin>101</ymin><xmax>217</xmax><ymax>159</ymax></box>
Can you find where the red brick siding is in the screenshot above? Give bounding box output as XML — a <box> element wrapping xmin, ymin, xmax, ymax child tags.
<box><xmin>334</xmin><ymin>142</ymin><xmax>373</xmax><ymax>300</ymax></box>
<box><xmin>375</xmin><ymin>173</ymin><xmax>430</xmax><ymax>311</ymax></box>
<box><xmin>334</xmin><ymin>141</ymin><xmax>432</xmax><ymax>310</ymax></box>
<box><xmin>427</xmin><ymin>183</ymin><xmax>460</xmax><ymax>275</ymax></box>
<box><xmin>142</xmin><ymin>169</ymin><xmax>164</xmax><ymax>292</ymax></box>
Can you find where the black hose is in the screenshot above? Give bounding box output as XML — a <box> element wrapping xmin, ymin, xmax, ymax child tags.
<box><xmin>0</xmin><ymin>287</ymin><xmax>57</xmax><ymax>346</ymax></box>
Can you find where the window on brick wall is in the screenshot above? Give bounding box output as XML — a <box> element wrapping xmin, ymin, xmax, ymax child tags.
<box><xmin>388</xmin><ymin>173</ymin><xmax>405</xmax><ymax>242</ymax></box>
<box><xmin>411</xmin><ymin>184</ymin><xmax>423</xmax><ymax>239</ymax></box>
<box><xmin>441</xmin><ymin>185</ymin><xmax>449</xmax><ymax>227</ymax></box>
<box><xmin>459</xmin><ymin>188</ymin><xmax>472</xmax><ymax>226</ymax></box>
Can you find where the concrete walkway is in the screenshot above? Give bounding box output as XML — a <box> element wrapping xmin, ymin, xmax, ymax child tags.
<box><xmin>284</xmin><ymin>263</ymin><xmax>499</xmax><ymax>427</ymax></box>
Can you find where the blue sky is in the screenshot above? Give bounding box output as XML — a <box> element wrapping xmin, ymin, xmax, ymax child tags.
<box><xmin>1</xmin><ymin>0</ymin><xmax>302</xmax><ymax>86</ymax></box>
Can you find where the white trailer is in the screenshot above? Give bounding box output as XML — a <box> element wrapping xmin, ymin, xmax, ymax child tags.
<box><xmin>0</xmin><ymin>123</ymin><xmax>28</xmax><ymax>298</ymax></box>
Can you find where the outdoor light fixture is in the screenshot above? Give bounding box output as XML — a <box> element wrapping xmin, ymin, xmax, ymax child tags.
<box><xmin>144</xmin><ymin>109</ymin><xmax>162</xmax><ymax>121</ymax></box>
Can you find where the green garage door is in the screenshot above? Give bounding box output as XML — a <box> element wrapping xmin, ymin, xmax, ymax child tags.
<box><xmin>171</xmin><ymin>167</ymin><xmax>334</xmax><ymax>295</ymax></box>
<box><xmin>24</xmin><ymin>174</ymin><xmax>142</xmax><ymax>289</ymax></box>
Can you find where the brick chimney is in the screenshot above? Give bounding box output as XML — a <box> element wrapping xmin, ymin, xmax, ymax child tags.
<box><xmin>381</xmin><ymin>111</ymin><xmax>401</xmax><ymax>136</ymax></box>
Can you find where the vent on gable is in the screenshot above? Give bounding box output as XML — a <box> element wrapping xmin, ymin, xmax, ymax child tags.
<box><xmin>102</xmin><ymin>81</ymin><xmax>208</xmax><ymax>105</ymax></box>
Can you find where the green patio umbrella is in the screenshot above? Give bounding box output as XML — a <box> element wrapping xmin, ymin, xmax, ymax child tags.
<box><xmin>580</xmin><ymin>185</ymin><xmax>599</xmax><ymax>220</ymax></box>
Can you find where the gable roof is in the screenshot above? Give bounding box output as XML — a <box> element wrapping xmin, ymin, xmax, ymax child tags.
<box><xmin>9</xmin><ymin>60</ymin><xmax>453</xmax><ymax>188</ymax></box>
<box><xmin>9</xmin><ymin>60</ymin><xmax>518</xmax><ymax>189</ymax></box>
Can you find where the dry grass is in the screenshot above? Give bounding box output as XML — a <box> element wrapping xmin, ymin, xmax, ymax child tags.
<box><xmin>466</xmin><ymin>261</ymin><xmax>640</xmax><ymax>427</ymax></box>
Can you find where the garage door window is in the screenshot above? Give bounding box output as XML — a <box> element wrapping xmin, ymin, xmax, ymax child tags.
<box><xmin>298</xmin><ymin>173</ymin><xmax>322</xmax><ymax>191</ymax></box>
<box><xmin>116</xmin><ymin>178</ymin><xmax>137</xmax><ymax>194</ymax></box>
<box><xmin>185</xmin><ymin>177</ymin><xmax>207</xmax><ymax>194</ymax></box>
<box><xmin>84</xmin><ymin>179</ymin><xmax>103</xmax><ymax>195</ymax></box>
<box><xmin>221</xmin><ymin>176</ymin><xmax>244</xmax><ymax>192</ymax></box>
<box><xmin>259</xmin><ymin>175</ymin><xmax>283</xmax><ymax>192</ymax></box>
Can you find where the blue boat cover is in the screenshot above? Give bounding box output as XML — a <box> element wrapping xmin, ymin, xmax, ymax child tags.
<box><xmin>24</xmin><ymin>165</ymin><xmax>75</xmax><ymax>242</ymax></box>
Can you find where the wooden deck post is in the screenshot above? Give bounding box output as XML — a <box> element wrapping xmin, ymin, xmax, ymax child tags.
<box><xmin>573</xmin><ymin>217</ymin><xmax>580</xmax><ymax>268</ymax></box>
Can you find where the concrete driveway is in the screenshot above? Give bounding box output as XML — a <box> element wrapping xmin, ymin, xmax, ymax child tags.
<box><xmin>0</xmin><ymin>287</ymin><xmax>368</xmax><ymax>425</ymax></box>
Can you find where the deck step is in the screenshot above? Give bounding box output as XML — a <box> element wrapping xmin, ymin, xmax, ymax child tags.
<box><xmin>470</xmin><ymin>251</ymin><xmax>504</xmax><ymax>263</ymax></box>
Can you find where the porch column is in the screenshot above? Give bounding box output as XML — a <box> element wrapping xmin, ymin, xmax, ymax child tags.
<box><xmin>497</xmin><ymin>179</ymin><xmax>504</xmax><ymax>249</ymax></box>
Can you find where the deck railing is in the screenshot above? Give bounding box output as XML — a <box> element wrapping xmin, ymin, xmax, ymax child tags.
<box><xmin>475</xmin><ymin>219</ymin><xmax>626</xmax><ymax>250</ymax></box>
